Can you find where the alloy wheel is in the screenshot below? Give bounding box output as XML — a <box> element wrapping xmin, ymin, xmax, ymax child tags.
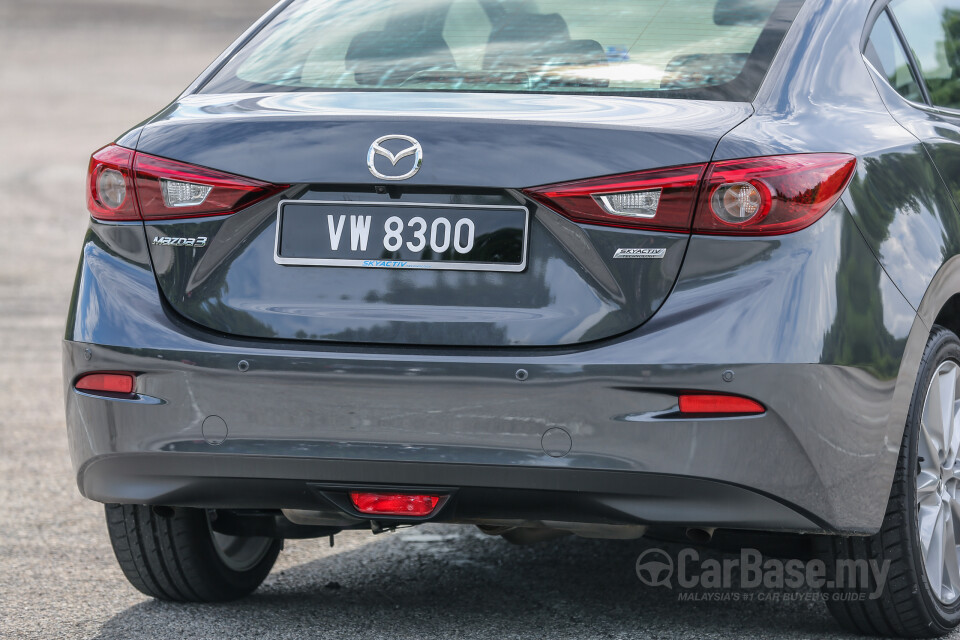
<box><xmin>918</xmin><ymin>359</ymin><xmax>960</xmax><ymax>604</ymax></box>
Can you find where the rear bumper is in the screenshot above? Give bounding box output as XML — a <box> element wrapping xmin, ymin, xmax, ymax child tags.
<box><xmin>63</xmin><ymin>207</ymin><xmax>922</xmax><ymax>535</ymax></box>
<box><xmin>63</xmin><ymin>331</ymin><xmax>899</xmax><ymax>535</ymax></box>
<box><xmin>78</xmin><ymin>453</ymin><xmax>824</xmax><ymax>532</ymax></box>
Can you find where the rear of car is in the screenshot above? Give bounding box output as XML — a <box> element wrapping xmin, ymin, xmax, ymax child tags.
<box><xmin>65</xmin><ymin>0</ymin><xmax>960</xmax><ymax>635</ymax></box>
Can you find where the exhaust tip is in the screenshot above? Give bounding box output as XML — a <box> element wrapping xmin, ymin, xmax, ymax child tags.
<box><xmin>685</xmin><ymin>527</ymin><xmax>716</xmax><ymax>544</ymax></box>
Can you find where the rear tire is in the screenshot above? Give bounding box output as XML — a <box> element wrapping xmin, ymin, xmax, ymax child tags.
<box><xmin>104</xmin><ymin>504</ymin><xmax>280</xmax><ymax>602</ymax></box>
<box><xmin>820</xmin><ymin>326</ymin><xmax>960</xmax><ymax>637</ymax></box>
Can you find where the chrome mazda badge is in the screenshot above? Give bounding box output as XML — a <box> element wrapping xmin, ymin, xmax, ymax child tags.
<box><xmin>366</xmin><ymin>134</ymin><xmax>423</xmax><ymax>181</ymax></box>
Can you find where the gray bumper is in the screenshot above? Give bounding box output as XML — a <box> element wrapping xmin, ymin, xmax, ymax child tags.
<box><xmin>65</xmin><ymin>333</ymin><xmax>899</xmax><ymax>534</ymax></box>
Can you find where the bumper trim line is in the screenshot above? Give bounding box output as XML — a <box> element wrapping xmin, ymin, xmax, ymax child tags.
<box><xmin>79</xmin><ymin>452</ymin><xmax>833</xmax><ymax>533</ymax></box>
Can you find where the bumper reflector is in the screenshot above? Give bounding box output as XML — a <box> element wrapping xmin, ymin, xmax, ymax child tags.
<box><xmin>75</xmin><ymin>372</ymin><xmax>135</xmax><ymax>395</ymax></box>
<box><xmin>678</xmin><ymin>394</ymin><xmax>764</xmax><ymax>415</ymax></box>
<box><xmin>349</xmin><ymin>492</ymin><xmax>441</xmax><ymax>516</ymax></box>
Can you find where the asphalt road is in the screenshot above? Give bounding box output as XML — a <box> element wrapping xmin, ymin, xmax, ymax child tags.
<box><xmin>0</xmin><ymin>2</ymin><xmax>941</xmax><ymax>638</ymax></box>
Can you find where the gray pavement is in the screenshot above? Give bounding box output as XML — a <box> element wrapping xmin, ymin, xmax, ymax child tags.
<box><xmin>0</xmin><ymin>1</ymin><xmax>927</xmax><ymax>638</ymax></box>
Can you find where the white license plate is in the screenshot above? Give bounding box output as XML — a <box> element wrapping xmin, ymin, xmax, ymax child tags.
<box><xmin>274</xmin><ymin>200</ymin><xmax>529</xmax><ymax>272</ymax></box>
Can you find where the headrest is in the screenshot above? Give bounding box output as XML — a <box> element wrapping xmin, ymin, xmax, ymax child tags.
<box><xmin>659</xmin><ymin>53</ymin><xmax>749</xmax><ymax>89</ymax></box>
<box><xmin>345</xmin><ymin>29</ymin><xmax>455</xmax><ymax>86</ymax></box>
<box><xmin>713</xmin><ymin>0</ymin><xmax>778</xmax><ymax>26</ymax></box>
<box><xmin>488</xmin><ymin>12</ymin><xmax>570</xmax><ymax>44</ymax></box>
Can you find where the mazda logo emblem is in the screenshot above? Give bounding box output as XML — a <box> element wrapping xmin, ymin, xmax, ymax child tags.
<box><xmin>367</xmin><ymin>134</ymin><xmax>423</xmax><ymax>181</ymax></box>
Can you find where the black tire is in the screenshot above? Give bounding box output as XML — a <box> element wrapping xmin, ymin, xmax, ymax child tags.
<box><xmin>104</xmin><ymin>504</ymin><xmax>281</xmax><ymax>602</ymax></box>
<box><xmin>820</xmin><ymin>325</ymin><xmax>960</xmax><ymax>637</ymax></box>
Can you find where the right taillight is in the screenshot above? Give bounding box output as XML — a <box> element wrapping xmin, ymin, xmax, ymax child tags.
<box><xmin>524</xmin><ymin>153</ymin><xmax>856</xmax><ymax>237</ymax></box>
<box><xmin>692</xmin><ymin>154</ymin><xmax>857</xmax><ymax>236</ymax></box>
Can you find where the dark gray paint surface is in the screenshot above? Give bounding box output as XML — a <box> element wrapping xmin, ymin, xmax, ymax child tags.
<box><xmin>136</xmin><ymin>93</ymin><xmax>751</xmax><ymax>187</ymax></box>
<box><xmin>146</xmin><ymin>194</ymin><xmax>692</xmax><ymax>346</ymax></box>
<box><xmin>138</xmin><ymin>95</ymin><xmax>749</xmax><ymax>346</ymax></box>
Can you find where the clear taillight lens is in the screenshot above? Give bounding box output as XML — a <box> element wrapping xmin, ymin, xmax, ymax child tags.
<box><xmin>523</xmin><ymin>153</ymin><xmax>857</xmax><ymax>236</ymax></box>
<box><xmin>595</xmin><ymin>189</ymin><xmax>662</xmax><ymax>218</ymax></box>
<box><xmin>710</xmin><ymin>181</ymin><xmax>766</xmax><ymax>223</ymax></box>
<box><xmin>160</xmin><ymin>179</ymin><xmax>212</xmax><ymax>208</ymax></box>
<box><xmin>97</xmin><ymin>169</ymin><xmax>128</xmax><ymax>209</ymax></box>
<box><xmin>86</xmin><ymin>144</ymin><xmax>287</xmax><ymax>221</ymax></box>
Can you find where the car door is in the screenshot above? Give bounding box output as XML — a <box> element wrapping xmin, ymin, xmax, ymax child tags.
<box><xmin>857</xmin><ymin>0</ymin><xmax>960</xmax><ymax>307</ymax></box>
<box><xmin>880</xmin><ymin>1</ymin><xmax>960</xmax><ymax>225</ymax></box>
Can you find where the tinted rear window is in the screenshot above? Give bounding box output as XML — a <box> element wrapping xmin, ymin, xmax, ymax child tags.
<box><xmin>200</xmin><ymin>0</ymin><xmax>804</xmax><ymax>101</ymax></box>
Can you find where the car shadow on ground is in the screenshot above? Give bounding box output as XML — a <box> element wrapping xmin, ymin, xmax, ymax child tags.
<box><xmin>90</xmin><ymin>525</ymin><xmax>855</xmax><ymax>639</ymax></box>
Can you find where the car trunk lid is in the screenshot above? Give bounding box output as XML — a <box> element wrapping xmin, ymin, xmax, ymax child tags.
<box><xmin>137</xmin><ymin>92</ymin><xmax>751</xmax><ymax>346</ymax></box>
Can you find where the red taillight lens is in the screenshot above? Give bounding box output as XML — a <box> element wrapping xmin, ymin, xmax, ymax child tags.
<box><xmin>523</xmin><ymin>154</ymin><xmax>856</xmax><ymax>236</ymax></box>
<box><xmin>75</xmin><ymin>372</ymin><xmax>136</xmax><ymax>395</ymax></box>
<box><xmin>87</xmin><ymin>145</ymin><xmax>139</xmax><ymax>221</ymax></box>
<box><xmin>692</xmin><ymin>154</ymin><xmax>857</xmax><ymax>235</ymax></box>
<box><xmin>349</xmin><ymin>492</ymin><xmax>441</xmax><ymax>516</ymax></box>
<box><xmin>86</xmin><ymin>144</ymin><xmax>287</xmax><ymax>221</ymax></box>
<box><xmin>133</xmin><ymin>153</ymin><xmax>286</xmax><ymax>220</ymax></box>
<box><xmin>678</xmin><ymin>394</ymin><xmax>765</xmax><ymax>415</ymax></box>
<box><xmin>523</xmin><ymin>164</ymin><xmax>707</xmax><ymax>232</ymax></box>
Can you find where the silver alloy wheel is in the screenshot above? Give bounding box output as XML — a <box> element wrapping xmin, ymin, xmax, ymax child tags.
<box><xmin>206</xmin><ymin>511</ymin><xmax>273</xmax><ymax>573</ymax></box>
<box><xmin>918</xmin><ymin>359</ymin><xmax>960</xmax><ymax>604</ymax></box>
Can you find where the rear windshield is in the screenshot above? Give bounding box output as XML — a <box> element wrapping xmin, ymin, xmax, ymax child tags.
<box><xmin>200</xmin><ymin>0</ymin><xmax>804</xmax><ymax>101</ymax></box>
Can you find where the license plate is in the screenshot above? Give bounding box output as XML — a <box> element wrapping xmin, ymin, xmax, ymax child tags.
<box><xmin>274</xmin><ymin>200</ymin><xmax>529</xmax><ymax>272</ymax></box>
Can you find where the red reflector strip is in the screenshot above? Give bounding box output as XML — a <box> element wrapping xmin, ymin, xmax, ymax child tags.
<box><xmin>75</xmin><ymin>372</ymin><xmax>135</xmax><ymax>395</ymax></box>
<box><xmin>349</xmin><ymin>492</ymin><xmax>441</xmax><ymax>516</ymax></box>
<box><xmin>678</xmin><ymin>394</ymin><xmax>764</xmax><ymax>415</ymax></box>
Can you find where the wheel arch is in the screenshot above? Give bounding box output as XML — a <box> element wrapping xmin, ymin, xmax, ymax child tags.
<box><xmin>868</xmin><ymin>257</ymin><xmax>960</xmax><ymax>534</ymax></box>
<box><xmin>932</xmin><ymin>294</ymin><xmax>960</xmax><ymax>340</ymax></box>
<box><xmin>916</xmin><ymin>256</ymin><xmax>960</xmax><ymax>332</ymax></box>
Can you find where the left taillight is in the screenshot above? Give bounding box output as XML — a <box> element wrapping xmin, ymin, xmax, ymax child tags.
<box><xmin>86</xmin><ymin>144</ymin><xmax>287</xmax><ymax>221</ymax></box>
<box><xmin>87</xmin><ymin>145</ymin><xmax>139</xmax><ymax>221</ymax></box>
